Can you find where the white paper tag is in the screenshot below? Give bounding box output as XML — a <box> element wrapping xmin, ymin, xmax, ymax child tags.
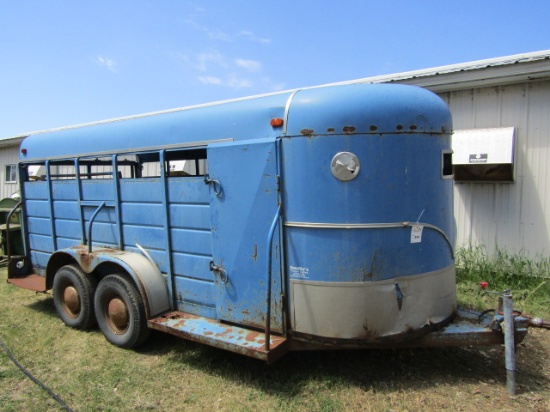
<box><xmin>411</xmin><ymin>225</ymin><xmax>424</xmax><ymax>243</ymax></box>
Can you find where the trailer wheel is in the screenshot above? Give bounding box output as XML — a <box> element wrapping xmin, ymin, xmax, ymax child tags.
<box><xmin>94</xmin><ymin>274</ymin><xmax>150</xmax><ymax>348</ymax></box>
<box><xmin>53</xmin><ymin>264</ymin><xmax>97</xmax><ymax>330</ymax></box>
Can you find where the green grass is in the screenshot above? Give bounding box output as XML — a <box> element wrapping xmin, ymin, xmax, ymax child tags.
<box><xmin>456</xmin><ymin>244</ymin><xmax>550</xmax><ymax>318</ymax></box>
<box><xmin>1</xmin><ymin>259</ymin><xmax>549</xmax><ymax>411</ymax></box>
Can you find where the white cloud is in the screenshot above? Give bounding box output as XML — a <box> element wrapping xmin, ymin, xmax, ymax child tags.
<box><xmin>206</xmin><ymin>28</ymin><xmax>232</xmax><ymax>42</ymax></box>
<box><xmin>177</xmin><ymin>51</ymin><xmax>227</xmax><ymax>72</ymax></box>
<box><xmin>198</xmin><ymin>76</ymin><xmax>223</xmax><ymax>85</ymax></box>
<box><xmin>95</xmin><ymin>55</ymin><xmax>117</xmax><ymax>73</ymax></box>
<box><xmin>183</xmin><ymin>13</ymin><xmax>270</xmax><ymax>45</ymax></box>
<box><xmin>239</xmin><ymin>31</ymin><xmax>271</xmax><ymax>44</ymax></box>
<box><xmin>176</xmin><ymin>51</ymin><xmax>266</xmax><ymax>90</ymax></box>
<box><xmin>227</xmin><ymin>74</ymin><xmax>253</xmax><ymax>88</ymax></box>
<box><xmin>197</xmin><ymin>74</ymin><xmax>253</xmax><ymax>89</ymax></box>
<box><xmin>234</xmin><ymin>58</ymin><xmax>262</xmax><ymax>72</ymax></box>
<box><xmin>197</xmin><ymin>51</ymin><xmax>228</xmax><ymax>71</ymax></box>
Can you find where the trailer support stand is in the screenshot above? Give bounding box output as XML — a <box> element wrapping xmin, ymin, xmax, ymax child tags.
<box><xmin>502</xmin><ymin>292</ymin><xmax>516</xmax><ymax>396</ymax></box>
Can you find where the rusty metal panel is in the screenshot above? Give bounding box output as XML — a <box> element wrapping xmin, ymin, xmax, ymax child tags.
<box><xmin>7</xmin><ymin>274</ymin><xmax>46</xmax><ymax>292</ymax></box>
<box><xmin>148</xmin><ymin>312</ymin><xmax>288</xmax><ymax>363</ymax></box>
<box><xmin>402</xmin><ymin>309</ymin><xmax>528</xmax><ymax>348</ymax></box>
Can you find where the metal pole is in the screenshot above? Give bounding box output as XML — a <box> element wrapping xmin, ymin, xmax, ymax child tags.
<box><xmin>87</xmin><ymin>202</ymin><xmax>106</xmax><ymax>253</ymax></box>
<box><xmin>502</xmin><ymin>292</ymin><xmax>516</xmax><ymax>396</ymax></box>
<box><xmin>264</xmin><ymin>204</ymin><xmax>281</xmax><ymax>352</ymax></box>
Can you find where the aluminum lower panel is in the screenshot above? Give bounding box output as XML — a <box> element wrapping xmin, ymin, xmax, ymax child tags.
<box><xmin>290</xmin><ymin>265</ymin><xmax>456</xmax><ymax>341</ymax></box>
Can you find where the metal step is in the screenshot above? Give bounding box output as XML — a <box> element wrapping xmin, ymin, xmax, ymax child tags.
<box><xmin>148</xmin><ymin>311</ymin><xmax>288</xmax><ymax>363</ymax></box>
<box><xmin>7</xmin><ymin>274</ymin><xmax>47</xmax><ymax>292</ymax></box>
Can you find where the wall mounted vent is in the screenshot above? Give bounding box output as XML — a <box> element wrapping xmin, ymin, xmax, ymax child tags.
<box><xmin>452</xmin><ymin>127</ymin><xmax>515</xmax><ymax>182</ymax></box>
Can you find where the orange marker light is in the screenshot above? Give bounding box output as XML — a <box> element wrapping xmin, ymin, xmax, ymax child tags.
<box><xmin>270</xmin><ymin>118</ymin><xmax>284</xmax><ymax>128</ymax></box>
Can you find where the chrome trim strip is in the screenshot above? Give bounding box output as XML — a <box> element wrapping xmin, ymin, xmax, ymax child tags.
<box><xmin>282</xmin><ymin>90</ymin><xmax>300</xmax><ymax>135</ymax></box>
<box><xmin>285</xmin><ymin>220</ymin><xmax>454</xmax><ymax>258</ymax></box>
<box><xmin>285</xmin><ymin>221</ymin><xmax>408</xmax><ymax>229</ymax></box>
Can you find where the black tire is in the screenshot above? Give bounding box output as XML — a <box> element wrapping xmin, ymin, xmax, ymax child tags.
<box><xmin>94</xmin><ymin>274</ymin><xmax>150</xmax><ymax>348</ymax></box>
<box><xmin>53</xmin><ymin>264</ymin><xmax>97</xmax><ymax>330</ymax></box>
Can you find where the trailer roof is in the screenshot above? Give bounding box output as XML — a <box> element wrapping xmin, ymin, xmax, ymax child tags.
<box><xmin>19</xmin><ymin>83</ymin><xmax>451</xmax><ymax>162</ymax></box>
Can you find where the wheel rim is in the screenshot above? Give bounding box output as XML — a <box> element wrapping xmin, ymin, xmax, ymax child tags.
<box><xmin>62</xmin><ymin>285</ymin><xmax>81</xmax><ymax>318</ymax></box>
<box><xmin>105</xmin><ymin>297</ymin><xmax>129</xmax><ymax>334</ymax></box>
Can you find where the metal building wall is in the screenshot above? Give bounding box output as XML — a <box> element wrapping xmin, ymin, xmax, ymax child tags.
<box><xmin>0</xmin><ymin>145</ymin><xmax>21</xmax><ymax>199</ymax></box>
<box><xmin>438</xmin><ymin>79</ymin><xmax>550</xmax><ymax>255</ymax></box>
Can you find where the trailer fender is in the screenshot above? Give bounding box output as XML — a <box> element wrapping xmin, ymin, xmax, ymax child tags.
<box><xmin>47</xmin><ymin>246</ymin><xmax>170</xmax><ymax>318</ymax></box>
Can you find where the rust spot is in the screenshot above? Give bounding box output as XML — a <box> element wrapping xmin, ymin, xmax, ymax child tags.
<box><xmin>396</xmin><ymin>124</ymin><xmax>403</xmax><ymax>131</ymax></box>
<box><xmin>77</xmin><ymin>250</ymin><xmax>95</xmax><ymax>272</ymax></box>
<box><xmin>300</xmin><ymin>129</ymin><xmax>314</xmax><ymax>136</ymax></box>
<box><xmin>369</xmin><ymin>125</ymin><xmax>378</xmax><ymax>131</ymax></box>
<box><xmin>342</xmin><ymin>126</ymin><xmax>356</xmax><ymax>134</ymax></box>
<box><xmin>246</xmin><ymin>332</ymin><xmax>260</xmax><ymax>342</ymax></box>
<box><xmin>409</xmin><ymin>124</ymin><xmax>417</xmax><ymax>130</ymax></box>
<box><xmin>361</xmin><ymin>268</ymin><xmax>375</xmax><ymax>281</ymax></box>
<box><xmin>327</xmin><ymin>128</ymin><xmax>335</xmax><ymax>133</ymax></box>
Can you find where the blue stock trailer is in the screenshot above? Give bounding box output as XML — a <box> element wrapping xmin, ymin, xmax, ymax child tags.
<box><xmin>8</xmin><ymin>83</ymin><xmax>458</xmax><ymax>362</ymax></box>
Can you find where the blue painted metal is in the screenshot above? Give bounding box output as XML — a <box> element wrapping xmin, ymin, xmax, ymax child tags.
<box><xmin>45</xmin><ymin>160</ymin><xmax>57</xmax><ymax>251</ymax></box>
<box><xmin>148</xmin><ymin>311</ymin><xmax>288</xmax><ymax>363</ymax></box>
<box><xmin>19</xmin><ymin>93</ymin><xmax>291</xmax><ymax>162</ymax></box>
<box><xmin>14</xmin><ymin>82</ymin><xmax>523</xmax><ymax>362</ymax></box>
<box><xmin>86</xmin><ymin>202</ymin><xmax>105</xmax><ymax>252</ymax></box>
<box><xmin>282</xmin><ymin>85</ymin><xmax>454</xmax><ymax>282</ymax></box>
<box><xmin>158</xmin><ymin>150</ymin><xmax>176</xmax><ymax>307</ymax></box>
<box><xmin>74</xmin><ymin>157</ymin><xmax>85</xmax><ymax>244</ymax></box>
<box><xmin>207</xmin><ymin>138</ymin><xmax>283</xmax><ymax>332</ymax></box>
<box><xmin>111</xmin><ymin>155</ymin><xmax>124</xmax><ymax>250</ymax></box>
<box><xmin>265</xmin><ymin>204</ymin><xmax>282</xmax><ymax>350</ymax></box>
<box><xmin>280</xmin><ymin>84</ymin><xmax>456</xmax><ymax>342</ymax></box>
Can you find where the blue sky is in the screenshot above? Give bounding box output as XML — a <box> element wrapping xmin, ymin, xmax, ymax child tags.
<box><xmin>1</xmin><ymin>1</ymin><xmax>549</xmax><ymax>139</ymax></box>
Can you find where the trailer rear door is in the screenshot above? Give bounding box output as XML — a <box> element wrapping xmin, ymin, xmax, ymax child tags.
<box><xmin>207</xmin><ymin>138</ymin><xmax>283</xmax><ymax>332</ymax></box>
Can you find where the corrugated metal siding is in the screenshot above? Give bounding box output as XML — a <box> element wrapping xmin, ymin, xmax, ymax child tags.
<box><xmin>439</xmin><ymin>79</ymin><xmax>550</xmax><ymax>255</ymax></box>
<box><xmin>0</xmin><ymin>146</ymin><xmax>20</xmax><ymax>199</ymax></box>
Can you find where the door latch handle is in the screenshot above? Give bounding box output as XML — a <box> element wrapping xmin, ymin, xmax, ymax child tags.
<box><xmin>204</xmin><ymin>175</ymin><xmax>222</xmax><ymax>197</ymax></box>
<box><xmin>210</xmin><ymin>261</ymin><xmax>228</xmax><ymax>284</ymax></box>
